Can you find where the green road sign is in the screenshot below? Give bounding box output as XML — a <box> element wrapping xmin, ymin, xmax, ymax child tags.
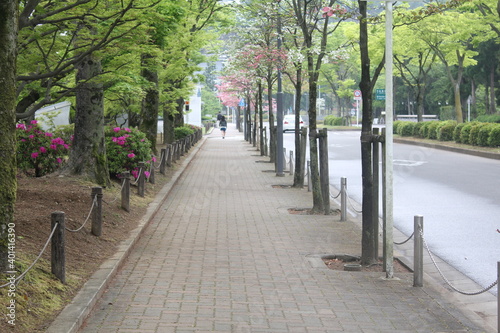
<box><xmin>375</xmin><ymin>89</ymin><xmax>385</xmax><ymax>101</ymax></box>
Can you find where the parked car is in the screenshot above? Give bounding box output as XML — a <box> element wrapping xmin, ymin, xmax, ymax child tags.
<box><xmin>283</xmin><ymin>114</ymin><xmax>305</xmax><ymax>132</ymax></box>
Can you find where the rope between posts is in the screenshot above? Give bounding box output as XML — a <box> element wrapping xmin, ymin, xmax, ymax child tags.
<box><xmin>0</xmin><ymin>223</ymin><xmax>59</xmax><ymax>288</ymax></box>
<box><xmin>394</xmin><ymin>232</ymin><xmax>414</xmax><ymax>245</ymax></box>
<box><xmin>344</xmin><ymin>188</ymin><xmax>362</xmax><ymax>213</ymax></box>
<box><xmin>66</xmin><ymin>195</ymin><xmax>97</xmax><ymax>232</ymax></box>
<box><xmin>152</xmin><ymin>151</ymin><xmax>164</xmax><ymax>169</ymax></box>
<box><xmin>131</xmin><ymin>168</ymin><xmax>142</xmax><ymax>185</ymax></box>
<box><xmin>330</xmin><ymin>188</ymin><xmax>341</xmax><ymax>199</ymax></box>
<box><xmin>422</xmin><ymin>230</ymin><xmax>498</xmax><ymax>296</ymax></box>
<box><xmin>103</xmin><ymin>180</ymin><xmax>126</xmax><ymax>204</ymax></box>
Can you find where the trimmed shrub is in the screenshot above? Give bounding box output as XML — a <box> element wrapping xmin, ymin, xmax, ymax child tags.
<box><xmin>453</xmin><ymin>123</ymin><xmax>467</xmax><ymax>143</ymax></box>
<box><xmin>487</xmin><ymin>124</ymin><xmax>500</xmax><ymax>147</ymax></box>
<box><xmin>426</xmin><ymin>121</ymin><xmax>441</xmax><ymax>140</ymax></box>
<box><xmin>475</xmin><ymin>114</ymin><xmax>500</xmax><ymax>123</ymax></box>
<box><xmin>174</xmin><ymin>125</ymin><xmax>196</xmax><ymax>140</ymax></box>
<box><xmin>459</xmin><ymin>123</ymin><xmax>475</xmax><ymax>144</ymax></box>
<box><xmin>393</xmin><ymin>121</ymin><xmax>404</xmax><ymax>134</ymax></box>
<box><xmin>477</xmin><ymin>123</ymin><xmax>497</xmax><ymax>147</ymax></box>
<box><xmin>413</xmin><ymin>121</ymin><xmax>427</xmax><ymax>138</ymax></box>
<box><xmin>469</xmin><ymin>122</ymin><xmax>488</xmax><ymax>146</ymax></box>
<box><xmin>437</xmin><ymin>121</ymin><xmax>457</xmax><ymax>141</ymax></box>
<box><xmin>398</xmin><ymin>122</ymin><xmax>416</xmax><ymax>137</ymax></box>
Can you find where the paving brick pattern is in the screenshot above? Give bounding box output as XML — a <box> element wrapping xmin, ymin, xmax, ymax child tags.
<box><xmin>79</xmin><ymin>126</ymin><xmax>483</xmax><ymax>333</ymax></box>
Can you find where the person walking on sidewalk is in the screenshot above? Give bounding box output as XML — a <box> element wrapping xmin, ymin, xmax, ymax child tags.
<box><xmin>219</xmin><ymin>116</ymin><xmax>227</xmax><ymax>139</ymax></box>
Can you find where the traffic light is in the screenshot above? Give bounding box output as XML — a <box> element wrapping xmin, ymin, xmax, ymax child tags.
<box><xmin>185</xmin><ymin>101</ymin><xmax>190</xmax><ymax>111</ymax></box>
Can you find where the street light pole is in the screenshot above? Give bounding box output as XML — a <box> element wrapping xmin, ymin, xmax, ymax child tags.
<box><xmin>276</xmin><ymin>1</ymin><xmax>285</xmax><ymax>177</ymax></box>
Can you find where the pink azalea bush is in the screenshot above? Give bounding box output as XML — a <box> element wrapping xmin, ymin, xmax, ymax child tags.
<box><xmin>16</xmin><ymin>120</ymin><xmax>71</xmax><ymax>177</ymax></box>
<box><xmin>105</xmin><ymin>126</ymin><xmax>153</xmax><ymax>179</ymax></box>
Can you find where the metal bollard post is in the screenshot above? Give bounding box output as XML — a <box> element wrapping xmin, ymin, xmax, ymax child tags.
<box><xmin>341</xmin><ymin>177</ymin><xmax>347</xmax><ymax>221</ymax></box>
<box><xmin>138</xmin><ymin>162</ymin><xmax>145</xmax><ymax>197</ymax></box>
<box><xmin>414</xmin><ymin>215</ymin><xmax>424</xmax><ymax>287</ymax></box>
<box><xmin>91</xmin><ymin>187</ymin><xmax>103</xmax><ymax>236</ymax></box>
<box><xmin>51</xmin><ymin>211</ymin><xmax>66</xmax><ymax>283</ymax></box>
<box><xmin>121</xmin><ymin>171</ymin><xmax>130</xmax><ymax>212</ymax></box>
<box><xmin>307</xmin><ymin>160</ymin><xmax>311</xmax><ymax>192</ymax></box>
<box><xmin>289</xmin><ymin>151</ymin><xmax>294</xmax><ymax>175</ymax></box>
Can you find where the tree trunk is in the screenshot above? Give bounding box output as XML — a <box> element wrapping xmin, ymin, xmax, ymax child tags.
<box><xmin>359</xmin><ymin>0</ymin><xmax>376</xmax><ymax>265</ymax></box>
<box><xmin>307</xmin><ymin>65</ymin><xmax>324</xmax><ymax>213</ymax></box>
<box><xmin>293</xmin><ymin>68</ymin><xmax>304</xmax><ymax>188</ymax></box>
<box><xmin>140</xmin><ymin>53</ymin><xmax>159</xmax><ymax>154</ymax></box>
<box><xmin>489</xmin><ymin>64</ymin><xmax>496</xmax><ymax>114</ymax></box>
<box><xmin>267</xmin><ymin>78</ymin><xmax>275</xmax><ymax>163</ymax></box>
<box><xmin>63</xmin><ymin>53</ymin><xmax>110</xmax><ymax>187</ymax></box>
<box><xmin>259</xmin><ymin>81</ymin><xmax>265</xmax><ymax>155</ymax></box>
<box><xmin>0</xmin><ymin>0</ymin><xmax>19</xmax><ymax>271</ymax></box>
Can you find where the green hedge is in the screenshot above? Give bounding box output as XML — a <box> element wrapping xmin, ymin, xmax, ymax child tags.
<box><xmin>323</xmin><ymin>115</ymin><xmax>343</xmax><ymax>126</ymax></box>
<box><xmin>453</xmin><ymin>123</ymin><xmax>467</xmax><ymax>143</ymax></box>
<box><xmin>488</xmin><ymin>124</ymin><xmax>500</xmax><ymax>147</ymax></box>
<box><xmin>397</xmin><ymin>122</ymin><xmax>415</xmax><ymax>136</ymax></box>
<box><xmin>459</xmin><ymin>123</ymin><xmax>475</xmax><ymax>145</ymax></box>
<box><xmin>437</xmin><ymin>121</ymin><xmax>457</xmax><ymax>141</ymax></box>
<box><xmin>469</xmin><ymin>122</ymin><xmax>489</xmax><ymax>146</ymax></box>
<box><xmin>391</xmin><ymin>119</ymin><xmax>500</xmax><ymax>148</ymax></box>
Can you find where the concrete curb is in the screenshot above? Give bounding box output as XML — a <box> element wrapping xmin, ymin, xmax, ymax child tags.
<box><xmin>46</xmin><ymin>136</ymin><xmax>208</xmax><ymax>333</ymax></box>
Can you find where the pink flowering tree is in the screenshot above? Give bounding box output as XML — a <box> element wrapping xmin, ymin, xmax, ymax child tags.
<box><xmin>16</xmin><ymin>120</ymin><xmax>72</xmax><ymax>177</ymax></box>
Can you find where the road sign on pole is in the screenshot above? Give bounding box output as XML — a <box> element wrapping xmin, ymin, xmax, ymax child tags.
<box><xmin>353</xmin><ymin>90</ymin><xmax>362</xmax><ymax>100</ymax></box>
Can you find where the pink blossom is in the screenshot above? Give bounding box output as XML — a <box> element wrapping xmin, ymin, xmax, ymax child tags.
<box><xmin>131</xmin><ymin>170</ymin><xmax>139</xmax><ymax>179</ymax></box>
<box><xmin>125</xmin><ymin>128</ymin><xmax>131</xmax><ymax>132</ymax></box>
<box><xmin>127</xmin><ymin>153</ymin><xmax>135</xmax><ymax>158</ymax></box>
<box><xmin>56</xmin><ymin>158</ymin><xmax>62</xmax><ymax>164</ymax></box>
<box><xmin>113</xmin><ymin>127</ymin><xmax>121</xmax><ymax>132</ymax></box>
<box><xmin>52</xmin><ymin>138</ymin><xmax>65</xmax><ymax>145</ymax></box>
<box><xmin>45</xmin><ymin>132</ymin><xmax>53</xmax><ymax>137</ymax></box>
<box><xmin>152</xmin><ymin>156</ymin><xmax>157</xmax><ymax>162</ymax></box>
<box><xmin>30</xmin><ymin>120</ymin><xmax>38</xmax><ymax>125</ymax></box>
<box><xmin>50</xmin><ymin>144</ymin><xmax>57</xmax><ymax>150</ymax></box>
<box><xmin>17</xmin><ymin>123</ymin><xmax>26</xmax><ymax>130</ymax></box>
<box><xmin>63</xmin><ymin>144</ymin><xmax>70</xmax><ymax>149</ymax></box>
<box><xmin>31</xmin><ymin>152</ymin><xmax>38</xmax><ymax>159</ymax></box>
<box><xmin>29</xmin><ymin>135</ymin><xmax>35</xmax><ymax>139</ymax></box>
<box><xmin>39</xmin><ymin>146</ymin><xmax>47</xmax><ymax>153</ymax></box>
<box><xmin>144</xmin><ymin>171</ymin><xmax>151</xmax><ymax>178</ymax></box>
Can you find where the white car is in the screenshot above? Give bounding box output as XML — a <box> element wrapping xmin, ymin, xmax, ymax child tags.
<box><xmin>283</xmin><ymin>114</ymin><xmax>305</xmax><ymax>132</ymax></box>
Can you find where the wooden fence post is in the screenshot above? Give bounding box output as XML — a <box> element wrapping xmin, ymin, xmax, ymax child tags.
<box><xmin>121</xmin><ymin>171</ymin><xmax>130</xmax><ymax>212</ymax></box>
<box><xmin>160</xmin><ymin>148</ymin><xmax>166</xmax><ymax>175</ymax></box>
<box><xmin>51</xmin><ymin>211</ymin><xmax>65</xmax><ymax>284</ymax></box>
<box><xmin>91</xmin><ymin>187</ymin><xmax>103</xmax><ymax>236</ymax></box>
<box><xmin>138</xmin><ymin>162</ymin><xmax>145</xmax><ymax>197</ymax></box>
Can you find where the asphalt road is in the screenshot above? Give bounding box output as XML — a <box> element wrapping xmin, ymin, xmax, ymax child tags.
<box><xmin>283</xmin><ymin>129</ymin><xmax>499</xmax><ymax>295</ymax></box>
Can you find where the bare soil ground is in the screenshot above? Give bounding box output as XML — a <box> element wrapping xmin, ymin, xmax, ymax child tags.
<box><xmin>323</xmin><ymin>256</ymin><xmax>412</xmax><ymax>273</ymax></box>
<box><xmin>0</xmin><ymin>149</ymin><xmax>177</xmax><ymax>332</ymax></box>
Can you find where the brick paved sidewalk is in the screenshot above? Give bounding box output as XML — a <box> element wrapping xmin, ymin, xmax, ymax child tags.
<box><xmin>76</xmin><ymin>125</ymin><xmax>486</xmax><ymax>333</ymax></box>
